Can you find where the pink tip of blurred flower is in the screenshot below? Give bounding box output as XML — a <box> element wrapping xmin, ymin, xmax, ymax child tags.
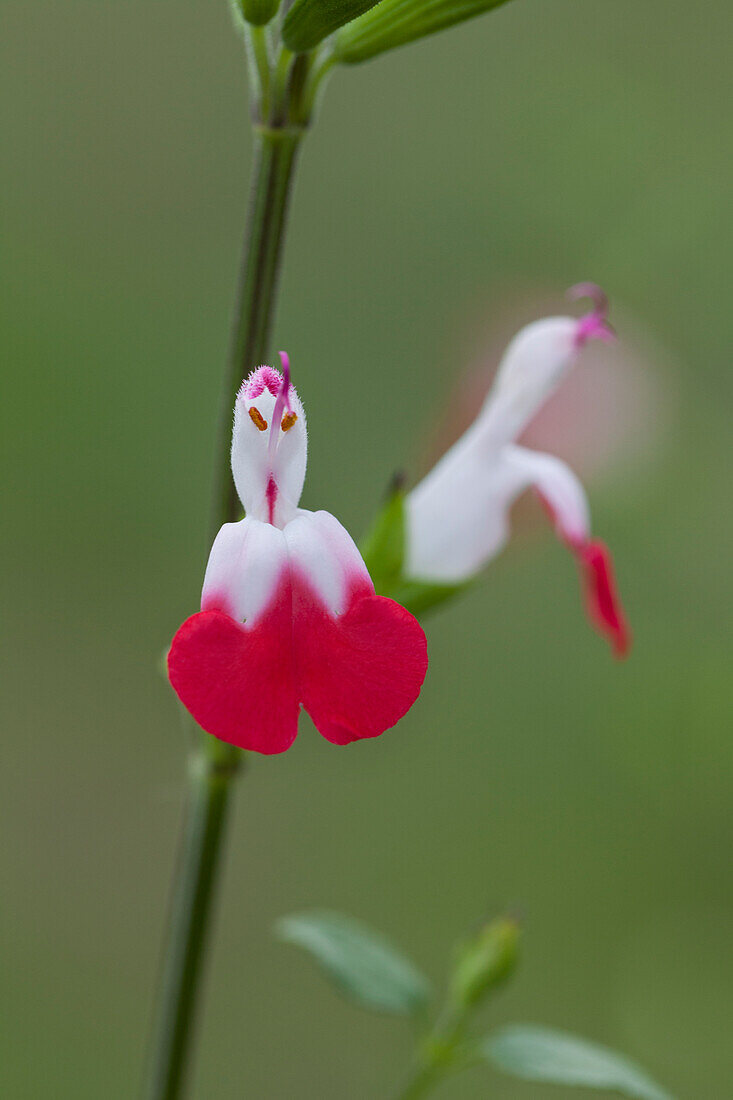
<box><xmin>576</xmin><ymin>538</ymin><xmax>631</xmax><ymax>658</ymax></box>
<box><xmin>569</xmin><ymin>282</ymin><xmax>616</xmax><ymax>347</ymax></box>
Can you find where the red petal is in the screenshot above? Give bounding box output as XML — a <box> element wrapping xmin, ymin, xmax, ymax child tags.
<box><xmin>293</xmin><ymin>582</ymin><xmax>429</xmax><ymax>745</ymax></box>
<box><xmin>168</xmin><ymin>577</ymin><xmax>428</xmax><ymax>753</ymax></box>
<box><xmin>576</xmin><ymin>539</ymin><xmax>631</xmax><ymax>658</ymax></box>
<box><xmin>168</xmin><ymin>587</ymin><xmax>299</xmax><ymax>755</ymax></box>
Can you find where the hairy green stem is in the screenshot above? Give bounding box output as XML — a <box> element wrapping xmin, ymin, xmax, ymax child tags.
<box><xmin>144</xmin><ymin>122</ymin><xmax>304</xmax><ymax>1100</ymax></box>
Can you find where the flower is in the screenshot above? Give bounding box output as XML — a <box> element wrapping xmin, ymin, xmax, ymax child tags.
<box><xmin>168</xmin><ymin>354</ymin><xmax>428</xmax><ymax>754</ymax></box>
<box><xmin>404</xmin><ymin>286</ymin><xmax>630</xmax><ymax>656</ymax></box>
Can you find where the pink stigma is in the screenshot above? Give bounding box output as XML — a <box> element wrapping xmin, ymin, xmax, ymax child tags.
<box><xmin>568</xmin><ymin>282</ymin><xmax>616</xmax><ymax>348</ymax></box>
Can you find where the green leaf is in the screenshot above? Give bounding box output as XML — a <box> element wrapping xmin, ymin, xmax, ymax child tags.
<box><xmin>237</xmin><ymin>0</ymin><xmax>280</xmax><ymax>25</ymax></box>
<box><xmin>360</xmin><ymin>481</ymin><xmax>406</xmax><ymax>594</ymax></box>
<box><xmin>334</xmin><ymin>0</ymin><xmax>513</xmax><ymax>64</ymax></box>
<box><xmin>484</xmin><ymin>1026</ymin><xmax>673</xmax><ymax>1100</ymax></box>
<box><xmin>275</xmin><ymin>910</ymin><xmax>431</xmax><ymax>1015</ymax></box>
<box><xmin>283</xmin><ymin>0</ymin><xmax>383</xmax><ymax>52</ymax></box>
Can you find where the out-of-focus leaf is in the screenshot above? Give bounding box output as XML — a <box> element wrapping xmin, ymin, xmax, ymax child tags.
<box><xmin>275</xmin><ymin>910</ymin><xmax>431</xmax><ymax>1015</ymax></box>
<box><xmin>483</xmin><ymin>1026</ymin><xmax>673</xmax><ymax>1100</ymax></box>
<box><xmin>334</xmin><ymin>0</ymin><xmax>513</xmax><ymax>64</ymax></box>
<box><xmin>283</xmin><ymin>0</ymin><xmax>383</xmax><ymax>52</ymax></box>
<box><xmin>238</xmin><ymin>0</ymin><xmax>280</xmax><ymax>26</ymax></box>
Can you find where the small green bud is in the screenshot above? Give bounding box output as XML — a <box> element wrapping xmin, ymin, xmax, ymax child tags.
<box><xmin>239</xmin><ymin>0</ymin><xmax>279</xmax><ymax>26</ymax></box>
<box><xmin>451</xmin><ymin>916</ymin><xmax>520</xmax><ymax>1008</ymax></box>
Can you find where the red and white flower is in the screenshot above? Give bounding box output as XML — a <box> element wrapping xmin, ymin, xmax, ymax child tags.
<box><xmin>405</xmin><ymin>286</ymin><xmax>630</xmax><ymax>656</ymax></box>
<box><xmin>168</xmin><ymin>355</ymin><xmax>428</xmax><ymax>754</ymax></box>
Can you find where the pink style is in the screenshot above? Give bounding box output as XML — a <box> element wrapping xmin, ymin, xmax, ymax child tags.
<box><xmin>168</xmin><ymin>357</ymin><xmax>428</xmax><ymax>755</ymax></box>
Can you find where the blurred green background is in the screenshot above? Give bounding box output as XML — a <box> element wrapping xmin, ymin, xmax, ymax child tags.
<box><xmin>2</xmin><ymin>0</ymin><xmax>731</xmax><ymax>1096</ymax></box>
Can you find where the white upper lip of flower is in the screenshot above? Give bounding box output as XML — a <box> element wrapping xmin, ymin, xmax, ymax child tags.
<box><xmin>204</xmin><ymin>356</ymin><xmax>372</xmax><ymax>624</ymax></box>
<box><xmin>232</xmin><ymin>355</ymin><xmax>308</xmax><ymax>529</ymax></box>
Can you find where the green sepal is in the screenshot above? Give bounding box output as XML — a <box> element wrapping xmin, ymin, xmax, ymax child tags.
<box><xmin>390</xmin><ymin>577</ymin><xmax>470</xmax><ymax>618</ymax></box>
<box><xmin>334</xmin><ymin>0</ymin><xmax>513</xmax><ymax>64</ymax></box>
<box><xmin>360</xmin><ymin>480</ymin><xmax>471</xmax><ymax>616</ymax></box>
<box><xmin>483</xmin><ymin>1026</ymin><xmax>673</xmax><ymax>1100</ymax></box>
<box><xmin>283</xmin><ymin>0</ymin><xmax>383</xmax><ymax>52</ymax></box>
<box><xmin>360</xmin><ymin>478</ymin><xmax>406</xmax><ymax>595</ymax></box>
<box><xmin>238</xmin><ymin>0</ymin><xmax>279</xmax><ymax>26</ymax></box>
<box><xmin>451</xmin><ymin>916</ymin><xmax>520</xmax><ymax>1009</ymax></box>
<box><xmin>275</xmin><ymin>910</ymin><xmax>432</xmax><ymax>1016</ymax></box>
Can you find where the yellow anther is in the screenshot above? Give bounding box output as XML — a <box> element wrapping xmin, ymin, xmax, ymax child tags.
<box><xmin>248</xmin><ymin>406</ymin><xmax>268</xmax><ymax>431</ymax></box>
<box><xmin>281</xmin><ymin>411</ymin><xmax>298</xmax><ymax>432</ymax></box>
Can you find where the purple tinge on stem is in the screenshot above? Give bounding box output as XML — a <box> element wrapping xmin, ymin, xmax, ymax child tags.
<box><xmin>569</xmin><ymin>282</ymin><xmax>616</xmax><ymax>347</ymax></box>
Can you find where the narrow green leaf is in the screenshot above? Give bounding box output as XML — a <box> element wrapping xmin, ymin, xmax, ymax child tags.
<box><xmin>334</xmin><ymin>0</ymin><xmax>513</xmax><ymax>64</ymax></box>
<box><xmin>275</xmin><ymin>911</ymin><xmax>431</xmax><ymax>1015</ymax></box>
<box><xmin>237</xmin><ymin>0</ymin><xmax>280</xmax><ymax>25</ymax></box>
<box><xmin>484</xmin><ymin>1026</ymin><xmax>673</xmax><ymax>1100</ymax></box>
<box><xmin>283</xmin><ymin>0</ymin><xmax>383</xmax><ymax>52</ymax></box>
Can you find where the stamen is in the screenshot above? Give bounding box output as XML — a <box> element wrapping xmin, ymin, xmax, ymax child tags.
<box><xmin>281</xmin><ymin>411</ymin><xmax>298</xmax><ymax>432</ymax></box>
<box><xmin>248</xmin><ymin>407</ymin><xmax>268</xmax><ymax>431</ymax></box>
<box><xmin>568</xmin><ymin>282</ymin><xmax>616</xmax><ymax>347</ymax></box>
<box><xmin>268</xmin><ymin>351</ymin><xmax>294</xmax><ymax>456</ymax></box>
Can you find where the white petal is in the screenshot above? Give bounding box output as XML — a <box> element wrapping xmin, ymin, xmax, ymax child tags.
<box><xmin>405</xmin><ymin>310</ymin><xmax>602</xmax><ymax>583</ymax></box>
<box><xmin>283</xmin><ymin>509</ymin><xmax>372</xmax><ymax>615</ymax></box>
<box><xmin>201</xmin><ymin>517</ymin><xmax>289</xmax><ymax>623</ymax></box>
<box><xmin>405</xmin><ymin>443</ymin><xmax>589</xmax><ymax>584</ymax></box>
<box><xmin>478</xmin><ymin>316</ymin><xmax>580</xmax><ymax>449</ymax></box>
<box><xmin>231</xmin><ymin>366</ymin><xmax>307</xmax><ymax>525</ymax></box>
<box><xmin>502</xmin><ymin>445</ymin><xmax>590</xmax><ymax>545</ymax></box>
<box><xmin>406</xmin><ymin>443</ymin><xmax>518</xmax><ymax>583</ymax></box>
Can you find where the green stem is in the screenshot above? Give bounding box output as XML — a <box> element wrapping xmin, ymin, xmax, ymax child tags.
<box><xmin>145</xmin><ymin>123</ymin><xmax>304</xmax><ymax>1100</ymax></box>
<box><xmin>394</xmin><ymin>1061</ymin><xmax>448</xmax><ymax>1100</ymax></box>
<box><xmin>211</xmin><ymin>125</ymin><xmax>302</xmax><ymax>539</ymax></box>
<box><xmin>245</xmin><ymin>26</ymin><xmax>272</xmax><ymax>119</ymax></box>
<box><xmin>393</xmin><ymin>1005</ymin><xmax>470</xmax><ymax>1100</ymax></box>
<box><xmin>143</xmin><ymin>738</ymin><xmax>242</xmax><ymax>1100</ymax></box>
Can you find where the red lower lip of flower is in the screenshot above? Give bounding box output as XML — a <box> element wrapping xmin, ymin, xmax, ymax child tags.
<box><xmin>575</xmin><ymin>538</ymin><xmax>631</xmax><ymax>659</ymax></box>
<box><xmin>536</xmin><ymin>490</ymin><xmax>630</xmax><ymax>658</ymax></box>
<box><xmin>168</xmin><ymin>574</ymin><xmax>428</xmax><ymax>754</ymax></box>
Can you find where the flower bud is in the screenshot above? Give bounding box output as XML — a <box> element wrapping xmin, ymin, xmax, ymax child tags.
<box><xmin>451</xmin><ymin>916</ymin><xmax>520</xmax><ymax>1009</ymax></box>
<box><xmin>238</xmin><ymin>0</ymin><xmax>279</xmax><ymax>26</ymax></box>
